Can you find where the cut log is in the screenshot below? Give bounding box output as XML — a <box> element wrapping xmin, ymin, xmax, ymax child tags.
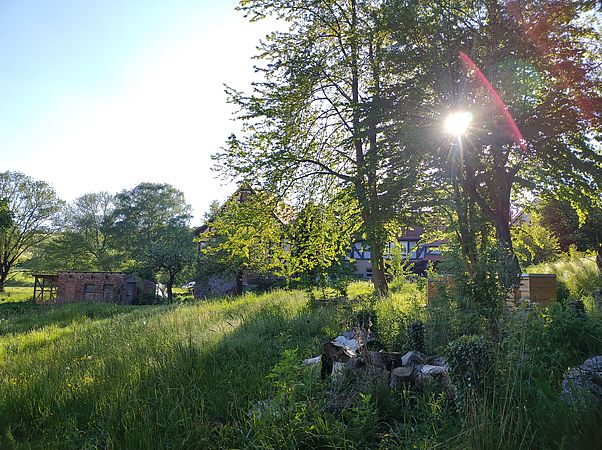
<box><xmin>365</xmin><ymin>351</ymin><xmax>402</xmax><ymax>371</ymax></box>
<box><xmin>390</xmin><ymin>366</ymin><xmax>415</xmax><ymax>390</ymax></box>
<box><xmin>321</xmin><ymin>341</ymin><xmax>357</xmax><ymax>379</ymax></box>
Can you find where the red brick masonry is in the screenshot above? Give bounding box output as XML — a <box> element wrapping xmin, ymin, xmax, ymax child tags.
<box><xmin>55</xmin><ymin>272</ymin><xmax>156</xmax><ymax>304</ymax></box>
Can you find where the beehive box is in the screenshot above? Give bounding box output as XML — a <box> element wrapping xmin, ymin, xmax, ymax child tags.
<box><xmin>517</xmin><ymin>273</ymin><xmax>557</xmax><ymax>307</ymax></box>
<box><xmin>426</xmin><ymin>275</ymin><xmax>455</xmax><ymax>303</ymax></box>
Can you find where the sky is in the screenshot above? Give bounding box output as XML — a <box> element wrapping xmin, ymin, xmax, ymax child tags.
<box><xmin>0</xmin><ymin>0</ymin><xmax>275</xmax><ymax>222</ymax></box>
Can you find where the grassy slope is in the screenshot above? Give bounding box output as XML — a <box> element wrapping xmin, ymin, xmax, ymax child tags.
<box><xmin>3</xmin><ymin>281</ymin><xmax>602</xmax><ymax>449</ymax></box>
<box><xmin>0</xmin><ymin>290</ymin><xmax>342</xmax><ymax>449</ymax></box>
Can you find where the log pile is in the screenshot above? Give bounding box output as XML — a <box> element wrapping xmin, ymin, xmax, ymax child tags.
<box><xmin>310</xmin><ymin>329</ymin><xmax>453</xmax><ymax>395</ymax></box>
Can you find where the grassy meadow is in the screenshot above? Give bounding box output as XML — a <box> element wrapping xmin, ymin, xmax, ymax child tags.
<box><xmin>1</xmin><ymin>280</ymin><xmax>602</xmax><ymax>449</ymax></box>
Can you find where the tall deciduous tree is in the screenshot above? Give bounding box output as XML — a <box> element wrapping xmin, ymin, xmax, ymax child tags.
<box><xmin>147</xmin><ymin>224</ymin><xmax>196</xmax><ymax>302</ymax></box>
<box><xmin>111</xmin><ymin>183</ymin><xmax>193</xmax><ymax>287</ymax></box>
<box><xmin>0</xmin><ymin>171</ymin><xmax>63</xmax><ymax>291</ymax></box>
<box><xmin>385</xmin><ymin>0</ymin><xmax>601</xmax><ymax>285</ymax></box>
<box><xmin>216</xmin><ymin>0</ymin><xmax>426</xmax><ymax>295</ymax></box>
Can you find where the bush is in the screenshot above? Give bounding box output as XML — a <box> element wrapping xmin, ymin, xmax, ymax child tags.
<box><xmin>408</xmin><ymin>320</ymin><xmax>425</xmax><ymax>352</ymax></box>
<box><xmin>446</xmin><ymin>334</ymin><xmax>491</xmax><ymax>392</ymax></box>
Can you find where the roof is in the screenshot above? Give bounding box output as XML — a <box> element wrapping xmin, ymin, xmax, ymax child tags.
<box><xmin>195</xmin><ymin>184</ymin><xmax>294</xmax><ymax>236</ymax></box>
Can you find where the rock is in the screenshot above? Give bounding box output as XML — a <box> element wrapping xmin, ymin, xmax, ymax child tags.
<box><xmin>431</xmin><ymin>356</ymin><xmax>449</xmax><ymax>368</ymax></box>
<box><xmin>302</xmin><ymin>355</ymin><xmax>321</xmax><ymax>366</ymax></box>
<box><xmin>401</xmin><ymin>350</ymin><xmax>427</xmax><ymax>366</ymax></box>
<box><xmin>390</xmin><ymin>366</ymin><xmax>415</xmax><ymax>390</ymax></box>
<box><xmin>421</xmin><ymin>364</ymin><xmax>449</xmax><ymax>377</ymax></box>
<box><xmin>562</xmin><ymin>356</ymin><xmax>602</xmax><ymax>406</ymax></box>
<box><xmin>419</xmin><ymin>364</ymin><xmax>450</xmax><ymax>386</ymax></box>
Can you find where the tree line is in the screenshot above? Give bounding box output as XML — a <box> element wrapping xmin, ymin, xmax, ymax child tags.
<box><xmin>2</xmin><ymin>1</ymin><xmax>601</xmax><ymax>301</ymax></box>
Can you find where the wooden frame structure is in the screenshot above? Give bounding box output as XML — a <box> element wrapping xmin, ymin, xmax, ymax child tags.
<box><xmin>33</xmin><ymin>274</ymin><xmax>59</xmax><ymax>303</ymax></box>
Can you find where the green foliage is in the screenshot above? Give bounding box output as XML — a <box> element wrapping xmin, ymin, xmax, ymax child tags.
<box><xmin>445</xmin><ymin>335</ymin><xmax>491</xmax><ymax>393</ymax></box>
<box><xmin>0</xmin><ymin>290</ymin><xmax>341</xmax><ymax>449</ymax></box>
<box><xmin>408</xmin><ymin>320</ymin><xmax>425</xmax><ymax>352</ymax></box>
<box><xmin>286</xmin><ymin>199</ymin><xmax>358</xmax><ymax>289</ymax></box>
<box><xmin>217</xmin><ymin>0</ymin><xmax>431</xmax><ymax>295</ymax></box>
<box><xmin>0</xmin><ymin>199</ymin><xmax>11</xmax><ymax>233</ymax></box>
<box><xmin>27</xmin><ymin>192</ymin><xmax>120</xmax><ymax>273</ymax></box>
<box><xmin>386</xmin><ymin>245</ymin><xmax>416</xmax><ymax>294</ymax></box>
<box><xmin>2</xmin><ymin>282</ymin><xmax>602</xmax><ymax>448</ymax></box>
<box><xmin>540</xmin><ymin>196</ymin><xmax>602</xmax><ymax>273</ymax></box>
<box><xmin>439</xmin><ymin>232</ymin><xmax>505</xmax><ymax>327</ymax></box>
<box><xmin>0</xmin><ymin>287</ymin><xmax>32</xmax><ymax>304</ymax></box>
<box><xmin>199</xmin><ymin>188</ymin><xmax>284</xmax><ymax>292</ymax></box>
<box><xmin>0</xmin><ymin>171</ymin><xmax>63</xmax><ymax>290</ymax></box>
<box><xmin>512</xmin><ymin>216</ymin><xmax>561</xmax><ymax>267</ymax></box>
<box><xmin>110</xmin><ymin>183</ymin><xmax>194</xmax><ymax>299</ymax></box>
<box><xmin>146</xmin><ymin>224</ymin><xmax>196</xmax><ymax>302</ymax></box>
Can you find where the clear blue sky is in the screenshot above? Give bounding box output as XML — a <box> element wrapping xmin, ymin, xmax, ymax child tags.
<box><xmin>0</xmin><ymin>0</ymin><xmax>273</xmax><ymax>222</ymax></box>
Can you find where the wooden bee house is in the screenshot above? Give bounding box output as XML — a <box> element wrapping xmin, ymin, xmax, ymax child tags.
<box><xmin>517</xmin><ymin>273</ymin><xmax>557</xmax><ymax>307</ymax></box>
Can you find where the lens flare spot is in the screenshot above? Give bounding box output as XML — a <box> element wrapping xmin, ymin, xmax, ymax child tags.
<box><xmin>444</xmin><ymin>111</ymin><xmax>473</xmax><ymax>136</ymax></box>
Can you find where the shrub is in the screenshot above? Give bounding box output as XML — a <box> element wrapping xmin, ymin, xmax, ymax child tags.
<box><xmin>446</xmin><ymin>334</ymin><xmax>491</xmax><ymax>392</ymax></box>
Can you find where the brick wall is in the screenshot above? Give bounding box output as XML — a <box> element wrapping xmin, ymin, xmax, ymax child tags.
<box><xmin>56</xmin><ymin>272</ymin><xmax>155</xmax><ymax>304</ymax></box>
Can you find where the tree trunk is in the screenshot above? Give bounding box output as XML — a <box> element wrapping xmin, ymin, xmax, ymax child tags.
<box><xmin>596</xmin><ymin>244</ymin><xmax>602</xmax><ymax>274</ymax></box>
<box><xmin>369</xmin><ymin>236</ymin><xmax>388</xmax><ymax>296</ymax></box>
<box><xmin>492</xmin><ymin>211</ymin><xmax>521</xmax><ymax>287</ymax></box>
<box><xmin>167</xmin><ymin>272</ymin><xmax>175</xmax><ymax>303</ymax></box>
<box><xmin>0</xmin><ymin>270</ymin><xmax>6</xmax><ymax>293</ymax></box>
<box><xmin>236</xmin><ymin>270</ymin><xmax>244</xmax><ymax>296</ymax></box>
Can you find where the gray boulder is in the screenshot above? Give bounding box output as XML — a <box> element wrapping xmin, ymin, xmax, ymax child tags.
<box><xmin>401</xmin><ymin>350</ymin><xmax>427</xmax><ymax>366</ymax></box>
<box><xmin>562</xmin><ymin>356</ymin><xmax>602</xmax><ymax>406</ymax></box>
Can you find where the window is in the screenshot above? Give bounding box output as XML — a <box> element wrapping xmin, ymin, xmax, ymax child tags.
<box><xmin>103</xmin><ymin>284</ymin><xmax>114</xmax><ymax>302</ymax></box>
<box><xmin>83</xmin><ymin>283</ymin><xmax>95</xmax><ymax>301</ymax></box>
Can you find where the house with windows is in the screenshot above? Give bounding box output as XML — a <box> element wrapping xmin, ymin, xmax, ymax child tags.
<box><xmin>349</xmin><ymin>226</ymin><xmax>444</xmax><ymax>279</ymax></box>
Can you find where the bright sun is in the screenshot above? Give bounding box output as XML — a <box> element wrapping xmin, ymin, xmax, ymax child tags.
<box><xmin>444</xmin><ymin>111</ymin><xmax>473</xmax><ymax>136</ymax></box>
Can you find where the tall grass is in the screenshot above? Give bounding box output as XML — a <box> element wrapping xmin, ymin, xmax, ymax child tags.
<box><xmin>0</xmin><ymin>290</ymin><xmax>342</xmax><ymax>448</ymax></box>
<box><xmin>2</xmin><ymin>282</ymin><xmax>602</xmax><ymax>448</ymax></box>
<box><xmin>0</xmin><ymin>286</ymin><xmax>32</xmax><ymax>304</ymax></box>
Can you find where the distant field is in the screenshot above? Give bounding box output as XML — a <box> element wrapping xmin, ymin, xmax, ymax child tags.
<box><xmin>0</xmin><ymin>286</ymin><xmax>32</xmax><ymax>303</ymax></box>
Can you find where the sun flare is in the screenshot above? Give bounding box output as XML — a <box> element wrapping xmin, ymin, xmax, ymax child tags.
<box><xmin>444</xmin><ymin>111</ymin><xmax>473</xmax><ymax>136</ymax></box>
